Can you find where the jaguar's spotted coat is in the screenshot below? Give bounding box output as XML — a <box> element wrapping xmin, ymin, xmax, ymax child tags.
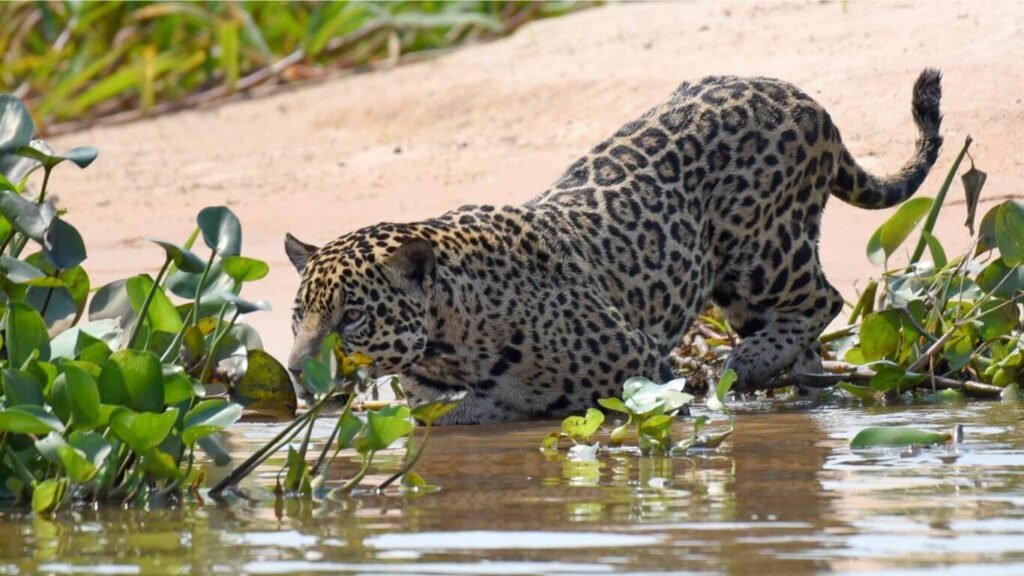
<box><xmin>285</xmin><ymin>70</ymin><xmax>943</xmax><ymax>424</ymax></box>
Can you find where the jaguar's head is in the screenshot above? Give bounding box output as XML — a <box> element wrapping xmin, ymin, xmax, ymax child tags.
<box><xmin>284</xmin><ymin>228</ymin><xmax>436</xmax><ymax>397</ymax></box>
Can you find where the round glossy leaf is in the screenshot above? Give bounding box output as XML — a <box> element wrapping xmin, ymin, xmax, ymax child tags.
<box><xmin>850</xmin><ymin>426</ymin><xmax>952</xmax><ymax>449</ymax></box>
<box><xmin>68</xmin><ymin>430</ymin><xmax>112</xmax><ymax>470</ymax></box>
<box><xmin>126</xmin><ymin>274</ymin><xmax>182</xmax><ymax>335</ymax></box>
<box><xmin>301</xmin><ymin>357</ymin><xmax>333</xmax><ymax>397</ymax></box>
<box><xmin>61</xmin><ymin>265</ymin><xmax>90</xmax><ymax>319</ymax></box>
<box><xmin>109</xmin><ymin>406</ymin><xmax>179</xmax><ymax>454</ymax></box>
<box><xmin>197</xmin><ymin>206</ymin><xmax>242</xmax><ymax>257</ymax></box>
<box><xmin>31</xmin><ymin>478</ymin><xmax>66</xmax><ymax>515</ymax></box>
<box><xmin>182</xmin><ymin>399</ymin><xmax>242</xmax><ymax>446</ymax></box>
<box><xmin>232</xmin><ymin>349</ymin><xmax>296</xmax><ymax>419</ymax></box>
<box><xmin>148</xmin><ymin>239</ymin><xmax>206</xmax><ymax>273</ymax></box>
<box><xmin>2</xmin><ymin>368</ymin><xmax>44</xmax><ymax>406</ymax></box>
<box><xmin>222</xmin><ymin>292</ymin><xmax>271</xmax><ymax>315</ymax></box>
<box><xmin>62</xmin><ymin>364</ymin><xmax>102</xmax><ymax>430</ymax></box>
<box><xmin>410</xmin><ymin>391</ymin><xmax>466</xmax><ymax>426</ymax></box>
<box><xmin>0</xmin><ymin>256</ymin><xmax>62</xmax><ymax>286</ymax></box>
<box><xmin>0</xmin><ymin>95</ymin><xmax>34</xmax><ymax>155</ymax></box>
<box><xmin>13</xmin><ymin>144</ymin><xmax>98</xmax><ymax>171</ymax></box>
<box><xmin>0</xmin><ymin>405</ymin><xmax>64</xmax><ymax>435</ymax></box>
<box><xmin>0</xmin><ymin>192</ymin><xmax>54</xmax><ymax>243</ymax></box>
<box><xmin>59</xmin><ymin>146</ymin><xmax>99</xmax><ymax>169</ymax></box>
<box><xmin>89</xmin><ymin>278</ymin><xmax>135</xmax><ymax>331</ymax></box>
<box><xmin>57</xmin><ymin>445</ymin><xmax>98</xmax><ymax>483</ymax></box>
<box><xmin>364</xmin><ymin>405</ymin><xmax>413</xmax><ymax>452</ymax></box>
<box><xmin>49</xmin><ymin>319</ymin><xmax>121</xmax><ymax>361</ymax></box>
<box><xmin>166</xmin><ymin>261</ymin><xmax>232</xmax><ymax>300</ymax></box>
<box><xmin>561</xmin><ymin>407</ymin><xmax>604</xmax><ymax>442</ymax></box>
<box><xmin>43</xmin><ymin>218</ymin><xmax>88</xmax><ymax>270</ymax></box>
<box><xmin>995</xmin><ymin>200</ymin><xmax>1024</xmax><ymax>266</ymax></box>
<box><xmin>102</xmin><ymin>350</ymin><xmax>164</xmax><ymax>413</ymax></box>
<box><xmin>221</xmin><ymin>255</ymin><xmax>269</xmax><ymax>283</ymax></box>
<box><xmin>163</xmin><ymin>370</ymin><xmax>200</xmax><ymax>406</ymax></box>
<box><xmin>140</xmin><ymin>448</ymin><xmax>183</xmax><ymax>481</ymax></box>
<box><xmin>0</xmin><ymin>139</ymin><xmax>49</xmax><ymax>183</ymax></box>
<box><xmin>5</xmin><ymin>301</ymin><xmax>50</xmax><ymax>366</ymax></box>
<box><xmin>865</xmin><ymin>197</ymin><xmax>933</xmax><ymax>266</ymax></box>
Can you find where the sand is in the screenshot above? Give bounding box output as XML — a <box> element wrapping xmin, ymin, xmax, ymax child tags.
<box><xmin>48</xmin><ymin>1</ymin><xmax>1024</xmax><ymax>361</ymax></box>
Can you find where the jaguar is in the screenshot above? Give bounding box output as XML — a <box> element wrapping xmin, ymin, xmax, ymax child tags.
<box><xmin>285</xmin><ymin>69</ymin><xmax>942</xmax><ymax>424</ymax></box>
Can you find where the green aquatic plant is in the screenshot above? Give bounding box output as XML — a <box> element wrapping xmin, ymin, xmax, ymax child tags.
<box><xmin>849</xmin><ymin>426</ymin><xmax>955</xmax><ymax>449</ymax></box>
<box><xmin>210</xmin><ymin>332</ymin><xmax>464</xmax><ymax>498</ymax></box>
<box><xmin>0</xmin><ymin>94</ymin><xmax>287</xmax><ymax>513</ymax></box>
<box><xmin>543</xmin><ymin>370</ymin><xmax>737</xmax><ymax>457</ymax></box>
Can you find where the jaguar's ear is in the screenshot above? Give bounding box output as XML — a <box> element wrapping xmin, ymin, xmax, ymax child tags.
<box><xmin>386</xmin><ymin>238</ymin><xmax>435</xmax><ymax>290</ymax></box>
<box><xmin>285</xmin><ymin>233</ymin><xmax>318</xmax><ymax>273</ymax></box>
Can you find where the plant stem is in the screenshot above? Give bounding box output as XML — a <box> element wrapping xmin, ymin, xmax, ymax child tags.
<box><xmin>192</xmin><ymin>250</ymin><xmax>218</xmax><ymax>328</ymax></box>
<box><xmin>161</xmin><ymin>305</ymin><xmax>195</xmax><ymax>363</ymax></box>
<box><xmin>35</xmin><ymin>167</ymin><xmax>53</xmax><ymax>204</ymax></box>
<box><xmin>198</xmin><ymin>309</ymin><xmax>240</xmax><ymax>385</ymax></box>
<box><xmin>378</xmin><ymin>424</ymin><xmax>430</xmax><ymax>490</ymax></box>
<box><xmin>209</xmin><ymin>393</ymin><xmax>334</xmax><ymax>496</ymax></box>
<box><xmin>127</xmin><ymin>257</ymin><xmax>172</xmax><ymax>349</ymax></box>
<box><xmin>769</xmin><ymin>360</ymin><xmax>1004</xmax><ymax>398</ymax></box>
<box><xmin>311</xmin><ymin>392</ymin><xmax>357</xmax><ymax>476</ymax></box>
<box><xmin>910</xmin><ymin>136</ymin><xmax>972</xmax><ymax>264</ymax></box>
<box><xmin>336</xmin><ymin>452</ymin><xmax>375</xmax><ymax>495</ymax></box>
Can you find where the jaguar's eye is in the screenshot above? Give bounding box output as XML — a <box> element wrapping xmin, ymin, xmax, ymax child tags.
<box><xmin>342</xmin><ymin>309</ymin><xmax>365</xmax><ymax>326</ymax></box>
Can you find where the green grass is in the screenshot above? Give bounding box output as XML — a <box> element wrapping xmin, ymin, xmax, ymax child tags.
<box><xmin>0</xmin><ymin>1</ymin><xmax>592</xmax><ymax>133</ymax></box>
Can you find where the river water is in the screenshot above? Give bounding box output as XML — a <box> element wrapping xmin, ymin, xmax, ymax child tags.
<box><xmin>1</xmin><ymin>400</ymin><xmax>1022</xmax><ymax>575</ymax></box>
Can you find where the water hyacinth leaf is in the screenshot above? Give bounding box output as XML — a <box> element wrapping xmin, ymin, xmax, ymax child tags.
<box><xmin>61</xmin><ymin>265</ymin><xmax>90</xmax><ymax>319</ymax></box>
<box><xmin>43</xmin><ymin>218</ymin><xmax>88</xmax><ymax>269</ymax></box>
<box><xmin>140</xmin><ymin>448</ymin><xmax>182</xmax><ymax>481</ymax></box>
<box><xmin>860</xmin><ymin>310</ymin><xmax>902</xmax><ymax>362</ymax></box>
<box><xmin>597</xmin><ymin>396</ymin><xmax>630</xmax><ymax>415</ymax></box>
<box><xmin>32</xmin><ymin>478</ymin><xmax>66</xmax><ymax>515</ymax></box>
<box><xmin>88</xmin><ymin>279</ymin><xmax>135</xmax><ymax>331</ymax></box>
<box><xmin>2</xmin><ymin>368</ymin><xmax>44</xmax><ymax>406</ymax></box>
<box><xmin>109</xmin><ymin>406</ymin><xmax>179</xmax><ymax>454</ymax></box>
<box><xmin>126</xmin><ymin>274</ymin><xmax>182</xmax><ymax>334</ymax></box>
<box><xmin>57</xmin><ymin>445</ymin><xmax>98</xmax><ymax>483</ymax></box>
<box><xmin>923</xmin><ymin>389</ymin><xmax>964</xmax><ymax>404</ymax></box>
<box><xmin>609</xmin><ymin>420</ymin><xmax>631</xmax><ymax>446</ymax></box>
<box><xmin>920</xmin><ymin>230</ymin><xmax>948</xmax><ymax>269</ymax></box>
<box><xmin>0</xmin><ymin>256</ymin><xmax>61</xmax><ymax>286</ymax></box>
<box><xmin>103</xmin><ymin>350</ymin><xmax>164</xmax><ymax>413</ymax></box>
<box><xmin>284</xmin><ymin>446</ymin><xmax>311</xmax><ymax>494</ymax></box>
<box><xmin>336</xmin><ymin>409</ymin><xmax>365</xmax><ymax>451</ymax></box>
<box><xmin>838</xmin><ymin>381</ymin><xmax>877</xmax><ymax>402</ymax></box>
<box><xmin>14</xmin><ymin>144</ymin><xmax>98</xmax><ymax>171</ymax></box>
<box><xmin>197</xmin><ymin>433</ymin><xmax>232</xmax><ymax>467</ymax></box>
<box><xmin>401</xmin><ymin>471</ymin><xmax>428</xmax><ymax>490</ymax></box>
<box><xmin>68</xmin><ymin>430</ymin><xmax>112</xmax><ymax>470</ymax></box>
<box><xmin>976</xmin><ymin>203</ymin><xmax>1000</xmax><ymax>255</ymax></box>
<box><xmin>301</xmin><ymin>357</ymin><xmax>333</xmax><ymax>397</ymax></box>
<box><xmin>995</xmin><ymin>200</ymin><xmax>1024</xmax><ymax>266</ymax></box>
<box><xmin>410</xmin><ymin>391</ymin><xmax>467</xmax><ymax>425</ymax></box>
<box><xmin>6</xmin><ymin>301</ymin><xmax>50</xmax><ymax>366</ymax></box>
<box><xmin>540</xmin><ymin>432</ymin><xmax>561</xmax><ymax>451</ymax></box>
<box><xmin>976</xmin><ymin>259</ymin><xmax>1024</xmax><ymax>300</ymax></box>
<box><xmin>868</xmin><ymin>364</ymin><xmax>925</xmax><ymax>394</ymax></box>
<box><xmin>0</xmin><ymin>192</ymin><xmax>54</xmax><ymax>243</ymax></box>
<box><xmin>0</xmin><ymin>405</ymin><xmax>65</xmax><ymax>435</ymax></box>
<box><xmin>943</xmin><ymin>324</ymin><xmax>977</xmax><ymax>372</ymax></box>
<box><xmin>49</xmin><ymin>319</ymin><xmax>121</xmax><ymax>360</ymax></box>
<box><xmin>197</xmin><ymin>206</ymin><xmax>242</xmax><ymax>257</ymax></box>
<box><xmin>62</xmin><ymin>364</ymin><xmax>102</xmax><ymax>430</ymax></box>
<box><xmin>222</xmin><ymin>292</ymin><xmax>272</xmax><ymax>315</ymax></box>
<box><xmin>148</xmin><ymin>239</ymin><xmax>206</xmax><ymax>273</ymax></box>
<box><xmin>708</xmin><ymin>370</ymin><xmax>735</xmax><ymax>412</ymax></box>
<box><xmin>182</xmin><ymin>399</ymin><xmax>243</xmax><ymax>446</ymax></box>
<box><xmin>221</xmin><ymin>255</ymin><xmax>269</xmax><ymax>283</ymax></box>
<box><xmin>0</xmin><ymin>95</ymin><xmax>34</xmax><ymax>154</ymax></box>
<box><xmin>962</xmin><ymin>163</ymin><xmax>987</xmax><ymax>235</ymax></box>
<box><xmin>561</xmin><ymin>408</ymin><xmax>604</xmax><ymax>442</ymax></box>
<box><xmin>230</xmin><ymin>350</ymin><xmax>297</xmax><ymax>418</ymax></box>
<box><xmin>364</xmin><ymin>405</ymin><xmax>413</xmax><ymax>452</ymax></box>
<box><xmin>622</xmin><ymin>376</ymin><xmax>693</xmax><ymax>415</ymax></box>
<box><xmin>163</xmin><ymin>370</ymin><xmax>198</xmax><ymax>406</ymax></box>
<box><xmin>978</xmin><ymin>299</ymin><xmax>1019</xmax><ymax>340</ymax></box>
<box><xmin>866</xmin><ymin>196</ymin><xmax>933</xmax><ymax>266</ymax></box>
<box><xmin>850</xmin><ymin>426</ymin><xmax>952</xmax><ymax>449</ymax></box>
<box><xmin>166</xmin><ymin>261</ymin><xmax>232</xmax><ymax>300</ymax></box>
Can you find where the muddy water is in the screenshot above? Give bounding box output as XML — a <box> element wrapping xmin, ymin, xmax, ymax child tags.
<box><xmin>1</xmin><ymin>401</ymin><xmax>1022</xmax><ymax>575</ymax></box>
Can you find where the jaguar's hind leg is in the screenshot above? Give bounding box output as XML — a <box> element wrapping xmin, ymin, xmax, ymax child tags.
<box><xmin>716</xmin><ymin>267</ymin><xmax>843</xmax><ymax>393</ymax></box>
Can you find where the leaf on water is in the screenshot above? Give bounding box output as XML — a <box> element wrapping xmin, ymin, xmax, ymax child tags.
<box><xmin>560</xmin><ymin>407</ymin><xmax>604</xmax><ymax>442</ymax></box>
<box><xmin>838</xmin><ymin>381</ymin><xmax>876</xmax><ymax>402</ymax></box>
<box><xmin>708</xmin><ymin>369</ymin><xmax>736</xmax><ymax>412</ymax></box>
<box><xmin>540</xmin><ymin>431</ymin><xmax>562</xmax><ymax>451</ymax></box>
<box><xmin>410</xmin><ymin>391</ymin><xmax>466</xmax><ymax>426</ymax></box>
<box><xmin>849</xmin><ymin>426</ymin><xmax>952</xmax><ymax>449</ymax></box>
<box><xmin>962</xmin><ymin>162</ymin><xmax>987</xmax><ymax>235</ymax></box>
<box><xmin>866</xmin><ymin>196</ymin><xmax>933</xmax><ymax>266</ymax></box>
<box><xmin>401</xmin><ymin>471</ymin><xmax>428</xmax><ymax>489</ymax></box>
<box><xmin>232</xmin><ymin>349</ymin><xmax>296</xmax><ymax>419</ymax></box>
<box><xmin>32</xmin><ymin>478</ymin><xmax>66</xmax><ymax>515</ymax></box>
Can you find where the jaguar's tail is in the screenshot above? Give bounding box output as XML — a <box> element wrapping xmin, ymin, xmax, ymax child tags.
<box><xmin>831</xmin><ymin>69</ymin><xmax>943</xmax><ymax>209</ymax></box>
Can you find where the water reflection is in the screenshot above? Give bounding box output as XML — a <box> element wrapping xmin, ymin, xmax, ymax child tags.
<box><xmin>0</xmin><ymin>402</ymin><xmax>1021</xmax><ymax>574</ymax></box>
